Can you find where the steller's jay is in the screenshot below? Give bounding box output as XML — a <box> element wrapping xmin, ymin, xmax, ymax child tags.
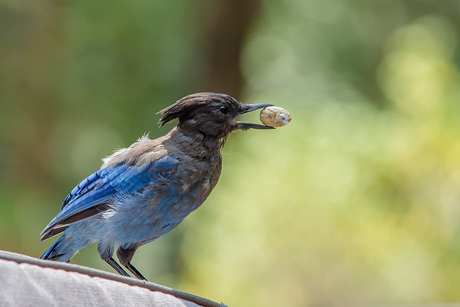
<box><xmin>40</xmin><ymin>92</ymin><xmax>273</xmax><ymax>280</ymax></box>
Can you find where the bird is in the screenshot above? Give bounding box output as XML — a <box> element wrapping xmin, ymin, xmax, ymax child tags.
<box><xmin>39</xmin><ymin>92</ymin><xmax>274</xmax><ymax>280</ymax></box>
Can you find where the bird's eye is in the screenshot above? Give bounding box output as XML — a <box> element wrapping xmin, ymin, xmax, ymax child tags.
<box><xmin>219</xmin><ymin>106</ymin><xmax>229</xmax><ymax>114</ymax></box>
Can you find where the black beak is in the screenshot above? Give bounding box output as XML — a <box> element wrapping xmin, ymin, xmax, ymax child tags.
<box><xmin>236</xmin><ymin>103</ymin><xmax>275</xmax><ymax>130</ymax></box>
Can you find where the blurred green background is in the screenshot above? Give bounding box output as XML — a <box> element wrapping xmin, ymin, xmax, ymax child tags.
<box><xmin>2</xmin><ymin>0</ymin><xmax>460</xmax><ymax>306</ymax></box>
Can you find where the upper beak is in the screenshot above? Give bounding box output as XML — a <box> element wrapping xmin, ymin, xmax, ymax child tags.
<box><xmin>236</xmin><ymin>103</ymin><xmax>275</xmax><ymax>130</ymax></box>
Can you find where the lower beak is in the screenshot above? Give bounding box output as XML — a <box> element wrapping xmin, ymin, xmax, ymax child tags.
<box><xmin>236</xmin><ymin>103</ymin><xmax>275</xmax><ymax>130</ymax></box>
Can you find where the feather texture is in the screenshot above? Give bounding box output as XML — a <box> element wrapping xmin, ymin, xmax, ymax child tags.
<box><xmin>40</xmin><ymin>93</ymin><xmax>273</xmax><ymax>280</ymax></box>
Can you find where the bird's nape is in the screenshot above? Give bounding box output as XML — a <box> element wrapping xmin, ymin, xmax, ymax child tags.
<box><xmin>156</xmin><ymin>92</ymin><xmax>230</xmax><ymax>127</ymax></box>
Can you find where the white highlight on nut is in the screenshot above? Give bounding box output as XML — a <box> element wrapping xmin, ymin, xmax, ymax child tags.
<box><xmin>259</xmin><ymin>106</ymin><xmax>292</xmax><ymax>127</ymax></box>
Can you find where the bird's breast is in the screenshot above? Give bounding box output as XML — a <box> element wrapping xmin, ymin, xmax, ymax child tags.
<box><xmin>179</xmin><ymin>158</ymin><xmax>220</xmax><ymax>194</ymax></box>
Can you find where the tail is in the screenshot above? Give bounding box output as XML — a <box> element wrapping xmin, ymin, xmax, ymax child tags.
<box><xmin>40</xmin><ymin>236</ymin><xmax>71</xmax><ymax>262</ymax></box>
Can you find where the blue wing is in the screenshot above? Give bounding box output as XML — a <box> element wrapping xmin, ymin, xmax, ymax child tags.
<box><xmin>40</xmin><ymin>156</ymin><xmax>179</xmax><ymax>241</ymax></box>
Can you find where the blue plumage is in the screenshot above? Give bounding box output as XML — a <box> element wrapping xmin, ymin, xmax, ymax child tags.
<box><xmin>40</xmin><ymin>93</ymin><xmax>273</xmax><ymax>280</ymax></box>
<box><xmin>41</xmin><ymin>157</ymin><xmax>179</xmax><ymax>242</ymax></box>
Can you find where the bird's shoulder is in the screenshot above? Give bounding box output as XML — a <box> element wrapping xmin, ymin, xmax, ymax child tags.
<box><xmin>101</xmin><ymin>129</ymin><xmax>222</xmax><ymax>173</ymax></box>
<box><xmin>101</xmin><ymin>134</ymin><xmax>170</xmax><ymax>168</ymax></box>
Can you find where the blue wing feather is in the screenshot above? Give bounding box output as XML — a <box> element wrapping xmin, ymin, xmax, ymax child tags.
<box><xmin>40</xmin><ymin>156</ymin><xmax>179</xmax><ymax>240</ymax></box>
<box><xmin>61</xmin><ymin>169</ymin><xmax>107</xmax><ymax>210</ymax></box>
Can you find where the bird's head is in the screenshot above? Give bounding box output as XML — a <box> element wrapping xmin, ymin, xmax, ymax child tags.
<box><xmin>158</xmin><ymin>93</ymin><xmax>274</xmax><ymax>139</ymax></box>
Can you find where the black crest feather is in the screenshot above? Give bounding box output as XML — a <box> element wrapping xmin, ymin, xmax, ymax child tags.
<box><xmin>157</xmin><ymin>92</ymin><xmax>236</xmax><ymax>127</ymax></box>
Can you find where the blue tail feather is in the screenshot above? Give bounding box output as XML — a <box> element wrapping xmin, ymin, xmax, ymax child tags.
<box><xmin>40</xmin><ymin>236</ymin><xmax>68</xmax><ymax>262</ymax></box>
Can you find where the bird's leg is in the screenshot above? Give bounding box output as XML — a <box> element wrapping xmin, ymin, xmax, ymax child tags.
<box><xmin>125</xmin><ymin>262</ymin><xmax>147</xmax><ymax>280</ymax></box>
<box><xmin>104</xmin><ymin>257</ymin><xmax>131</xmax><ymax>277</ymax></box>
<box><xmin>117</xmin><ymin>245</ymin><xmax>147</xmax><ymax>280</ymax></box>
